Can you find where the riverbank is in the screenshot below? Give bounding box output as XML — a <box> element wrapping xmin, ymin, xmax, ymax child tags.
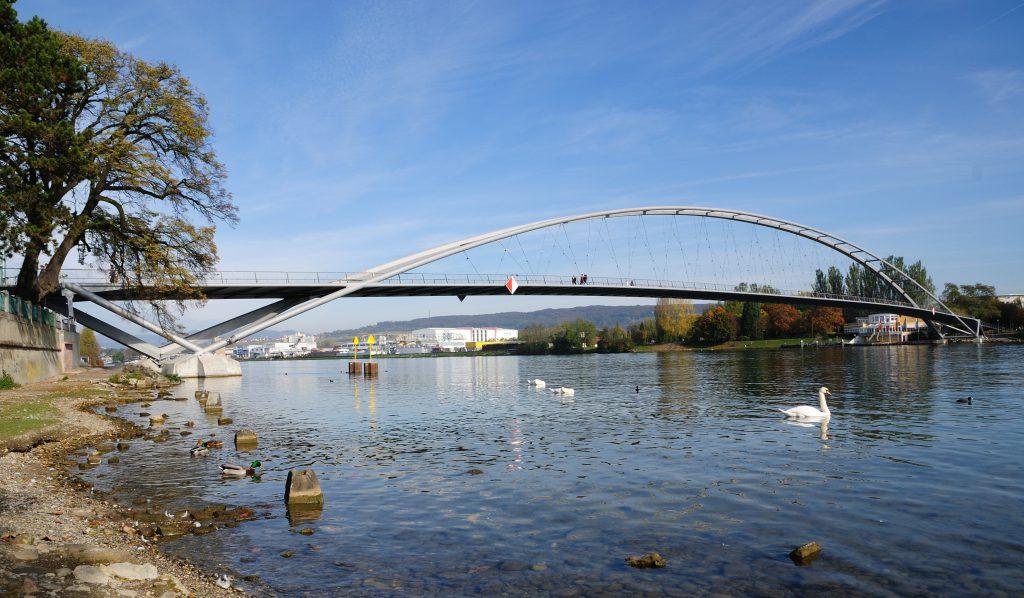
<box><xmin>0</xmin><ymin>368</ymin><xmax>247</xmax><ymax>596</ymax></box>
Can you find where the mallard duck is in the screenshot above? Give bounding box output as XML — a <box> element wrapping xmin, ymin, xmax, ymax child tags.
<box><xmin>221</xmin><ymin>460</ymin><xmax>261</xmax><ymax>478</ymax></box>
<box><xmin>204</xmin><ymin>440</ymin><xmax>224</xmax><ymax>449</ymax></box>
<box><xmin>189</xmin><ymin>441</ymin><xmax>210</xmax><ymax>457</ymax></box>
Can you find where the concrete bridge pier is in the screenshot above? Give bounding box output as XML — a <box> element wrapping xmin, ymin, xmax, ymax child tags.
<box><xmin>161</xmin><ymin>353</ymin><xmax>241</xmax><ymax>378</ymax></box>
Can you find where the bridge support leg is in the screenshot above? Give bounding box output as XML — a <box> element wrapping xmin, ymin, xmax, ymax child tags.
<box><xmin>45</xmin><ymin>297</ymin><xmax>162</xmax><ymax>360</ymax></box>
<box><xmin>60</xmin><ymin>283</ymin><xmax>241</xmax><ymax>378</ymax></box>
<box><xmin>159</xmin><ymin>296</ymin><xmax>311</xmax><ymax>358</ymax></box>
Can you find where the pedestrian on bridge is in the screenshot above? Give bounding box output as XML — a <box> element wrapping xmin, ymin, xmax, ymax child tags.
<box><xmin>572</xmin><ymin>276</ymin><xmax>577</xmax><ymax>285</ymax></box>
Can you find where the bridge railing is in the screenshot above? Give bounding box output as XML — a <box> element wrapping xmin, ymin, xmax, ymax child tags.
<box><xmin>2</xmin><ymin>267</ymin><xmax>923</xmax><ymax>312</ymax></box>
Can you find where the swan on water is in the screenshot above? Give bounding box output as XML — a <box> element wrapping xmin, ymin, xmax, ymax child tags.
<box><xmin>528</xmin><ymin>379</ymin><xmax>547</xmax><ymax>388</ymax></box>
<box><xmin>779</xmin><ymin>387</ymin><xmax>831</xmax><ymax>419</ymax></box>
<box><xmin>551</xmin><ymin>387</ymin><xmax>575</xmax><ymax>396</ymax></box>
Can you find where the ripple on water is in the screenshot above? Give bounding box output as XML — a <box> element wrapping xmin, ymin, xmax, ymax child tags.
<box><xmin>83</xmin><ymin>346</ymin><xmax>1024</xmax><ymax>594</ymax></box>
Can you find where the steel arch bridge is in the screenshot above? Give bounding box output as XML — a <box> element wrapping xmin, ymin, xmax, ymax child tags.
<box><xmin>4</xmin><ymin>206</ymin><xmax>981</xmax><ymax>361</ymax></box>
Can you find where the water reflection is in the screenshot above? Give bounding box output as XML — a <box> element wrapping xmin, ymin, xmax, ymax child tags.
<box><xmin>81</xmin><ymin>347</ymin><xmax>1024</xmax><ymax>595</ymax></box>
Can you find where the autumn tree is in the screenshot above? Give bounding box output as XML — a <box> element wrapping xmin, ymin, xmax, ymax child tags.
<box><xmin>803</xmin><ymin>307</ymin><xmax>845</xmax><ymax>336</ymax></box>
<box><xmin>1</xmin><ymin>4</ymin><xmax>235</xmax><ymax>326</ymax></box>
<box><xmin>764</xmin><ymin>303</ymin><xmax>801</xmax><ymax>337</ymax></box>
<box><xmin>654</xmin><ymin>298</ymin><xmax>698</xmax><ymax>342</ymax></box>
<box><xmin>79</xmin><ymin>327</ymin><xmax>101</xmax><ymax>365</ymax></box>
<box><xmin>686</xmin><ymin>306</ymin><xmax>737</xmax><ymax>345</ymax></box>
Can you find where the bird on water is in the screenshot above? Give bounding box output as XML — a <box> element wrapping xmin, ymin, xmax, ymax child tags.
<box><xmin>956</xmin><ymin>396</ymin><xmax>973</xmax><ymax>405</ymax></box>
<box><xmin>779</xmin><ymin>387</ymin><xmax>832</xmax><ymax>420</ymax></box>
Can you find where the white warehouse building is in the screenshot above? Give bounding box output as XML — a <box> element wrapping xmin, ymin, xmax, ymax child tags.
<box><xmin>411</xmin><ymin>327</ymin><xmax>518</xmax><ymax>351</ymax></box>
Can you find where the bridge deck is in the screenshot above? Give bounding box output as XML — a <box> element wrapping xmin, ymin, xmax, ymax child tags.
<box><xmin>22</xmin><ymin>280</ymin><xmax>969</xmax><ymax>329</ymax></box>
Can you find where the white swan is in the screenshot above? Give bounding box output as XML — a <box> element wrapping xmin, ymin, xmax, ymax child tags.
<box><xmin>528</xmin><ymin>379</ymin><xmax>546</xmax><ymax>388</ymax></box>
<box><xmin>779</xmin><ymin>387</ymin><xmax>831</xmax><ymax>419</ymax></box>
<box><xmin>551</xmin><ymin>387</ymin><xmax>575</xmax><ymax>396</ymax></box>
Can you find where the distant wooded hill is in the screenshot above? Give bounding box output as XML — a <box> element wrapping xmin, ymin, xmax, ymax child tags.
<box><xmin>319</xmin><ymin>304</ymin><xmax>700</xmax><ymax>341</ymax></box>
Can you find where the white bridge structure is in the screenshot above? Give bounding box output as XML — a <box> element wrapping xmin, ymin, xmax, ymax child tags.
<box><xmin>4</xmin><ymin>206</ymin><xmax>982</xmax><ymax>377</ymax></box>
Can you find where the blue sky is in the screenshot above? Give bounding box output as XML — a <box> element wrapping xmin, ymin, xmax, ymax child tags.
<box><xmin>19</xmin><ymin>0</ymin><xmax>1024</xmax><ymax>333</ymax></box>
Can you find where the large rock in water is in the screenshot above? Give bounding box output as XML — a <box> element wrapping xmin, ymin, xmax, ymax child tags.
<box><xmin>162</xmin><ymin>354</ymin><xmax>241</xmax><ymax>378</ymax></box>
<box><xmin>235</xmin><ymin>429</ymin><xmax>258</xmax><ymax>448</ymax></box>
<box><xmin>285</xmin><ymin>469</ymin><xmax>324</xmax><ymax>506</ymax></box>
<box><xmin>789</xmin><ymin>541</ymin><xmax>822</xmax><ymax>565</ymax></box>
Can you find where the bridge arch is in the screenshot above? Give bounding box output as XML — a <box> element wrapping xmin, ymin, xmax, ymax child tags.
<box><xmin>193</xmin><ymin>206</ymin><xmax>975</xmax><ymax>353</ymax></box>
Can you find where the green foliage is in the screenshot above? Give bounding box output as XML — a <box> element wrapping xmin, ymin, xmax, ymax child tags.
<box><xmin>80</xmin><ymin>328</ymin><xmax>101</xmax><ymax>365</ymax></box>
<box><xmin>687</xmin><ymin>306</ymin><xmax>737</xmax><ymax>345</ymax></box>
<box><xmin>654</xmin><ymin>298</ymin><xmax>697</xmax><ymax>342</ymax></box>
<box><xmin>1</xmin><ymin>4</ymin><xmax>235</xmax><ymax>326</ymax></box>
<box><xmin>517</xmin><ymin>323</ymin><xmax>552</xmax><ymax>355</ymax></box>
<box><xmin>550</xmin><ymin>319</ymin><xmax>597</xmax><ymax>354</ymax></box>
<box><xmin>843</xmin><ymin>256</ymin><xmax>935</xmax><ymax>306</ymax></box>
<box><xmin>597</xmin><ymin>325</ymin><xmax>634</xmax><ymax>353</ymax></box>
<box><xmin>739</xmin><ymin>301</ymin><xmax>765</xmax><ymax>340</ymax></box>
<box><xmin>0</xmin><ymin>395</ymin><xmax>57</xmax><ymax>439</ymax></box>
<box><xmin>164</xmin><ymin>373</ymin><xmax>182</xmax><ymax>383</ymax></box>
<box><xmin>627</xmin><ymin>318</ymin><xmax>657</xmax><ymax>345</ymax></box>
<box><xmin>1</xmin><ymin>370</ymin><xmax>20</xmax><ymax>390</ymax></box>
<box><xmin>941</xmin><ymin>283</ymin><xmax>1002</xmax><ymax>322</ymax></box>
<box><xmin>998</xmin><ymin>299</ymin><xmax>1024</xmax><ymax>330</ymax></box>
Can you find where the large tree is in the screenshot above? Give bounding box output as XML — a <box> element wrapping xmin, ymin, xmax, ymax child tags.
<box><xmin>1</xmin><ymin>3</ymin><xmax>235</xmax><ymax>324</ymax></box>
<box><xmin>79</xmin><ymin>327</ymin><xmax>101</xmax><ymax>366</ymax></box>
<box><xmin>654</xmin><ymin>298</ymin><xmax>697</xmax><ymax>342</ymax></box>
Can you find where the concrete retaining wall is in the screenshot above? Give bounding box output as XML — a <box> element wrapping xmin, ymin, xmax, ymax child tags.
<box><xmin>0</xmin><ymin>310</ymin><xmax>79</xmax><ymax>385</ymax></box>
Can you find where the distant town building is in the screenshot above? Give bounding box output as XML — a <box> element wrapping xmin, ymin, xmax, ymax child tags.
<box><xmin>844</xmin><ymin>313</ymin><xmax>927</xmax><ymax>343</ymax></box>
<box><xmin>410</xmin><ymin>327</ymin><xmax>518</xmax><ymax>351</ymax></box>
<box><xmin>233</xmin><ymin>332</ymin><xmax>318</xmax><ymax>358</ymax></box>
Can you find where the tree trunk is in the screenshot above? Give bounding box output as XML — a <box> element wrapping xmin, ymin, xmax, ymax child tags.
<box><xmin>14</xmin><ymin>250</ymin><xmax>42</xmax><ymax>303</ymax></box>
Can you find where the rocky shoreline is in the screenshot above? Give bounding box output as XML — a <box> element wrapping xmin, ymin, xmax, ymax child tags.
<box><xmin>0</xmin><ymin>368</ymin><xmax>262</xmax><ymax>596</ymax></box>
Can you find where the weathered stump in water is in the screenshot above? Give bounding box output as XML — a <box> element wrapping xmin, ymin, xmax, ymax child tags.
<box><xmin>194</xmin><ymin>390</ymin><xmax>209</xmax><ymax>400</ymax></box>
<box><xmin>234</xmin><ymin>429</ymin><xmax>258</xmax><ymax>449</ymax></box>
<box><xmin>204</xmin><ymin>392</ymin><xmax>223</xmax><ymax>414</ymax></box>
<box><xmin>285</xmin><ymin>469</ymin><xmax>324</xmax><ymax>506</ymax></box>
<box><xmin>789</xmin><ymin>541</ymin><xmax>822</xmax><ymax>565</ymax></box>
<box><xmin>217</xmin><ymin>417</ymin><xmax>234</xmax><ymax>425</ymax></box>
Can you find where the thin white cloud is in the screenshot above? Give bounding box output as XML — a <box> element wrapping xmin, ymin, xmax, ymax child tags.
<box><xmin>691</xmin><ymin>0</ymin><xmax>887</xmax><ymax>74</ymax></box>
<box><xmin>968</xmin><ymin>68</ymin><xmax>1024</xmax><ymax>106</ymax></box>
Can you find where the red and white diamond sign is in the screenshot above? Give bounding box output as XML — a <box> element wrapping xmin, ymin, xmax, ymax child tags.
<box><xmin>505</xmin><ymin>275</ymin><xmax>519</xmax><ymax>295</ymax></box>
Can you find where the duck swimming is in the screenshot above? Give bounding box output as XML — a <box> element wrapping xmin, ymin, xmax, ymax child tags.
<box><xmin>956</xmin><ymin>396</ymin><xmax>973</xmax><ymax>404</ymax></box>
<box><xmin>528</xmin><ymin>379</ymin><xmax>546</xmax><ymax>388</ymax></box>
<box><xmin>189</xmin><ymin>441</ymin><xmax>210</xmax><ymax>457</ymax></box>
<box><xmin>551</xmin><ymin>387</ymin><xmax>575</xmax><ymax>396</ymax></box>
<box><xmin>779</xmin><ymin>387</ymin><xmax>832</xmax><ymax>420</ymax></box>
<box><xmin>221</xmin><ymin>460</ymin><xmax>261</xmax><ymax>478</ymax></box>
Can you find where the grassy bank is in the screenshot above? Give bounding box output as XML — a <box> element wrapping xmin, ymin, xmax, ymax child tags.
<box><xmin>634</xmin><ymin>337</ymin><xmax>838</xmax><ymax>352</ymax></box>
<box><xmin>0</xmin><ymin>395</ymin><xmax>59</xmax><ymax>441</ymax></box>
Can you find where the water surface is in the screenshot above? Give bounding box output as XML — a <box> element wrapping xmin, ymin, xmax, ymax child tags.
<box><xmin>85</xmin><ymin>346</ymin><xmax>1024</xmax><ymax>595</ymax></box>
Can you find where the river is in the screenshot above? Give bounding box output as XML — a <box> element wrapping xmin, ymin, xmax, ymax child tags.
<box><xmin>83</xmin><ymin>346</ymin><xmax>1024</xmax><ymax>595</ymax></box>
